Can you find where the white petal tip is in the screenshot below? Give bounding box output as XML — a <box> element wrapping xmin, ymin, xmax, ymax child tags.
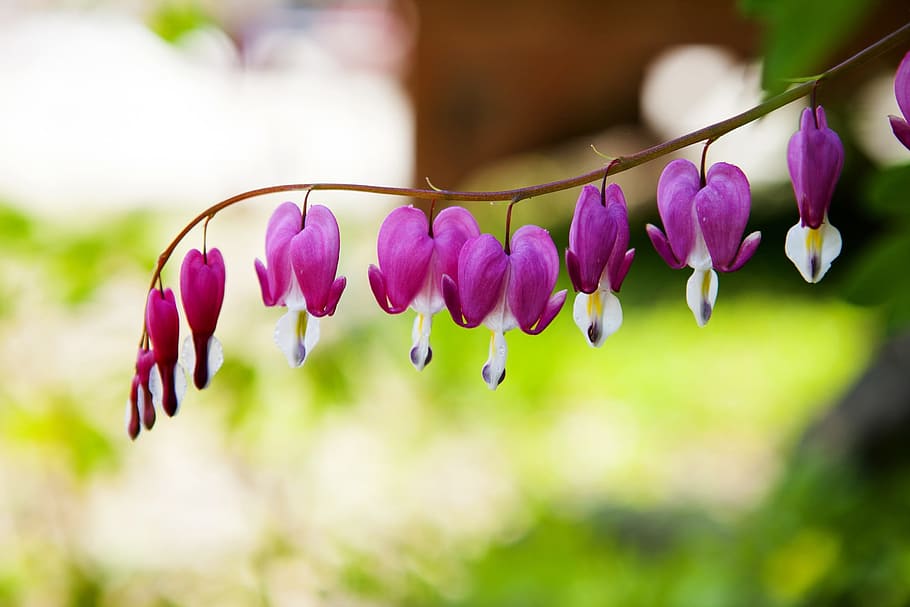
<box><xmin>686</xmin><ymin>268</ymin><xmax>717</xmax><ymax>327</ymax></box>
<box><xmin>409</xmin><ymin>313</ymin><xmax>433</xmax><ymax>371</ymax></box>
<box><xmin>572</xmin><ymin>290</ymin><xmax>623</xmax><ymax>347</ymax></box>
<box><xmin>481</xmin><ymin>331</ymin><xmax>507</xmax><ymax>390</ymax></box>
<box><xmin>275</xmin><ymin>310</ymin><xmax>320</xmax><ymax>368</ymax></box>
<box><xmin>206</xmin><ymin>335</ymin><xmax>224</xmax><ymax>385</ymax></box>
<box><xmin>785</xmin><ymin>221</ymin><xmax>842</xmax><ymax>284</ymax></box>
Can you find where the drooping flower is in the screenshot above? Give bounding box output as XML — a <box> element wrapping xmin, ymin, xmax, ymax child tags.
<box><xmin>180</xmin><ymin>247</ymin><xmax>226</xmax><ymax>389</ymax></box>
<box><xmin>146</xmin><ymin>287</ymin><xmax>186</xmax><ymax>416</ymax></box>
<box><xmin>785</xmin><ymin>105</ymin><xmax>844</xmax><ymax>283</ymax></box>
<box><xmin>254</xmin><ymin>202</ymin><xmax>346</xmax><ymax>367</ymax></box>
<box><xmin>889</xmin><ymin>50</ymin><xmax>910</xmax><ymax>151</ymax></box>
<box><xmin>443</xmin><ymin>226</ymin><xmax>567</xmax><ymax>390</ymax></box>
<box><xmin>565</xmin><ymin>184</ymin><xmax>635</xmax><ymax>347</ymax></box>
<box><xmin>368</xmin><ymin>205</ymin><xmax>480</xmax><ymax>369</ymax></box>
<box><xmin>125</xmin><ymin>346</ymin><xmax>156</xmax><ymax>440</ymax></box>
<box><xmin>646</xmin><ymin>159</ymin><xmax>761</xmax><ymax>327</ymax></box>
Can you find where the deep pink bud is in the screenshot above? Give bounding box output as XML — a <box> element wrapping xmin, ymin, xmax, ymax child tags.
<box><xmin>787</xmin><ymin>106</ymin><xmax>843</xmax><ymax>230</ymax></box>
<box><xmin>146</xmin><ymin>288</ymin><xmax>184</xmax><ymax>416</ymax></box>
<box><xmin>126</xmin><ymin>347</ymin><xmax>156</xmax><ymax>439</ymax></box>
<box><xmin>180</xmin><ymin>248</ymin><xmax>226</xmax><ymax>390</ymax></box>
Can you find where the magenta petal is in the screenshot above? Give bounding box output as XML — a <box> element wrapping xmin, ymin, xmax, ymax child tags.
<box><xmin>442</xmin><ymin>274</ymin><xmax>472</xmax><ymax>327</ymax></box>
<box><xmin>523</xmin><ymin>290</ymin><xmax>567</xmax><ymax>335</ymax></box>
<box><xmin>323</xmin><ymin>276</ymin><xmax>346</xmax><ymax>317</ymax></box>
<box><xmin>507</xmin><ymin>225</ymin><xmax>560</xmax><ymax>333</ymax></box>
<box><xmin>290</xmin><ymin>205</ymin><xmax>342</xmax><ymax>316</ymax></box>
<box><xmin>696</xmin><ymin>162</ymin><xmax>751</xmax><ymax>269</ymax></box>
<box><xmin>567</xmin><ymin>185</ymin><xmax>617</xmax><ymax>293</ymax></box>
<box><xmin>722</xmin><ymin>231</ymin><xmax>762</xmax><ymax>272</ymax></box>
<box><xmin>180</xmin><ymin>248</ymin><xmax>225</xmax><ymax>338</ymax></box>
<box><xmin>890</xmin><ymin>115</ymin><xmax>910</xmax><ymax>151</ymax></box>
<box><xmin>604</xmin><ymin>185</ymin><xmax>633</xmax><ymax>290</ymax></box>
<box><xmin>656</xmin><ymin>159</ymin><xmax>700</xmax><ymax>262</ymax></box>
<box><xmin>646</xmin><ymin>224</ymin><xmax>684</xmax><ymax>269</ymax></box>
<box><xmin>254</xmin><ymin>259</ymin><xmax>275</xmax><ymax>306</ymax></box>
<box><xmin>259</xmin><ymin>202</ymin><xmax>301</xmax><ymax>307</ymax></box>
<box><xmin>457</xmin><ymin>234</ymin><xmax>509</xmax><ymax>326</ymax></box>
<box><xmin>431</xmin><ymin>206</ymin><xmax>480</xmax><ymax>288</ymax></box>
<box><xmin>565</xmin><ymin>249</ymin><xmax>582</xmax><ymax>292</ymax></box>
<box><xmin>375</xmin><ymin>206</ymin><xmax>435</xmax><ymax>310</ymax></box>
<box><xmin>896</xmin><ymin>51</ymin><xmax>910</xmax><ymax>121</ymax></box>
<box><xmin>612</xmin><ymin>249</ymin><xmax>636</xmax><ymax>292</ymax></box>
<box><xmin>368</xmin><ymin>265</ymin><xmax>395</xmax><ymax>313</ymax></box>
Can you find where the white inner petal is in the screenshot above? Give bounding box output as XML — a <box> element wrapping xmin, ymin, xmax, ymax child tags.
<box><xmin>410</xmin><ymin>254</ymin><xmax>444</xmax><ymax>316</ymax></box>
<box><xmin>785</xmin><ymin>220</ymin><xmax>842</xmax><ymax>284</ymax></box>
<box><xmin>686</xmin><ymin>267</ymin><xmax>718</xmax><ymax>327</ymax></box>
<box><xmin>148</xmin><ymin>363</ymin><xmax>163</xmax><ymax>409</ymax></box>
<box><xmin>409</xmin><ymin>312</ymin><xmax>433</xmax><ymax>371</ymax></box>
<box><xmin>172</xmin><ymin>364</ymin><xmax>187</xmax><ymax>415</ymax></box>
<box><xmin>181</xmin><ymin>335</ymin><xmax>195</xmax><ymax>379</ymax></box>
<box><xmin>572</xmin><ymin>289</ymin><xmax>624</xmax><ymax>348</ymax></box>
<box><xmin>206</xmin><ymin>335</ymin><xmax>224</xmax><ymax>384</ymax></box>
<box><xmin>482</xmin><ymin>330</ymin><xmax>508</xmax><ymax>390</ymax></box>
<box><xmin>275</xmin><ymin>309</ymin><xmax>321</xmax><ymax>368</ymax></box>
<box><xmin>687</xmin><ymin>206</ymin><xmax>712</xmax><ymax>270</ymax></box>
<box><xmin>481</xmin><ymin>269</ymin><xmax>517</xmax><ymax>334</ymax></box>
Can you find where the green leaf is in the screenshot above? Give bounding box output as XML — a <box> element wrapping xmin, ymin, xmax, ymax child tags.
<box><xmin>740</xmin><ymin>0</ymin><xmax>877</xmax><ymax>94</ymax></box>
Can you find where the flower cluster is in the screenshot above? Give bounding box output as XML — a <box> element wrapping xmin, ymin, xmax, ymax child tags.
<box><xmin>126</xmin><ymin>49</ymin><xmax>910</xmax><ymax>439</ymax></box>
<box><xmin>127</xmin><ymin>247</ymin><xmax>225</xmax><ymax>439</ymax></box>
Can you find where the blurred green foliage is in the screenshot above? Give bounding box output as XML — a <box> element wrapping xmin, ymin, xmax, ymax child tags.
<box><xmin>408</xmin><ymin>453</ymin><xmax>910</xmax><ymax>607</ymax></box>
<box><xmin>740</xmin><ymin>0</ymin><xmax>877</xmax><ymax>94</ymax></box>
<box><xmin>148</xmin><ymin>1</ymin><xmax>214</xmax><ymax>43</ymax></box>
<box><xmin>846</xmin><ymin>164</ymin><xmax>910</xmax><ymax>332</ymax></box>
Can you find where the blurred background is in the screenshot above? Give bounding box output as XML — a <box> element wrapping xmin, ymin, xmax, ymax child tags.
<box><xmin>2</xmin><ymin>0</ymin><xmax>910</xmax><ymax>605</ymax></box>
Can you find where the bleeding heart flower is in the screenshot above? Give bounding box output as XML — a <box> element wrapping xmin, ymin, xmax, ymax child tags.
<box><xmin>255</xmin><ymin>202</ymin><xmax>346</xmax><ymax>367</ymax></box>
<box><xmin>369</xmin><ymin>205</ymin><xmax>480</xmax><ymax>369</ymax></box>
<box><xmin>565</xmin><ymin>184</ymin><xmax>635</xmax><ymax>347</ymax></box>
<box><xmin>785</xmin><ymin>105</ymin><xmax>844</xmax><ymax>283</ymax></box>
<box><xmin>646</xmin><ymin>159</ymin><xmax>761</xmax><ymax>326</ymax></box>
<box><xmin>443</xmin><ymin>226</ymin><xmax>567</xmax><ymax>390</ymax></box>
